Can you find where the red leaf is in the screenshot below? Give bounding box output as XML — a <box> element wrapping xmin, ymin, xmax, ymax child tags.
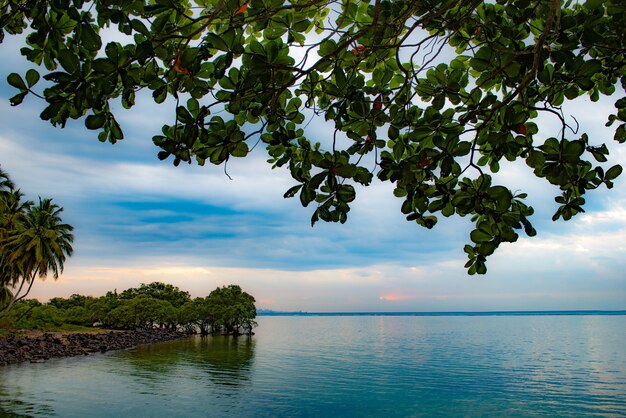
<box><xmin>373</xmin><ymin>95</ymin><xmax>382</xmax><ymax>110</ymax></box>
<box><xmin>513</xmin><ymin>124</ymin><xmax>527</xmax><ymax>135</ymax></box>
<box><xmin>234</xmin><ymin>3</ymin><xmax>248</xmax><ymax>15</ymax></box>
<box><xmin>351</xmin><ymin>45</ymin><xmax>366</xmax><ymax>55</ymax></box>
<box><xmin>173</xmin><ymin>52</ymin><xmax>190</xmax><ymax>75</ymax></box>
<box><xmin>418</xmin><ymin>158</ymin><xmax>430</xmax><ymax>168</ymax></box>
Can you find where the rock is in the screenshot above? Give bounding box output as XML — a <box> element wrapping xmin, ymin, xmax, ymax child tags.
<box><xmin>0</xmin><ymin>329</ymin><xmax>187</xmax><ymax>366</ymax></box>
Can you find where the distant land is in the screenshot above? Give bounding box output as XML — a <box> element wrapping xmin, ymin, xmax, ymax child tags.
<box><xmin>257</xmin><ymin>310</ymin><xmax>626</xmax><ymax>316</ymax></box>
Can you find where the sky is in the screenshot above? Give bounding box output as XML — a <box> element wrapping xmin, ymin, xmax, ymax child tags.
<box><xmin>1</xmin><ymin>32</ymin><xmax>625</xmax><ymax>312</ymax></box>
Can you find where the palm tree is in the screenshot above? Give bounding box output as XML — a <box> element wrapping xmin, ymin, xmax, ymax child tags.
<box><xmin>1</xmin><ymin>183</ymin><xmax>74</xmax><ymax>315</ymax></box>
<box><xmin>0</xmin><ymin>188</ymin><xmax>33</xmax><ymax>257</ymax></box>
<box><xmin>0</xmin><ymin>168</ymin><xmax>29</xmax><ymax>300</ymax></box>
<box><xmin>0</xmin><ymin>168</ymin><xmax>13</xmax><ymax>191</ymax></box>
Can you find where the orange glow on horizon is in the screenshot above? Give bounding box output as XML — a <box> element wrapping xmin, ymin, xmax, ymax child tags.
<box><xmin>379</xmin><ymin>294</ymin><xmax>412</xmax><ymax>301</ymax></box>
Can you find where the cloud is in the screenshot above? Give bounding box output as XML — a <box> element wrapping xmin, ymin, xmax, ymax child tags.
<box><xmin>579</xmin><ymin>202</ymin><xmax>626</xmax><ymax>227</ymax></box>
<box><xmin>0</xmin><ymin>129</ymin><xmax>293</xmax><ymax>209</ymax></box>
<box><xmin>25</xmin><ymin>252</ymin><xmax>626</xmax><ymax>312</ymax></box>
<box><xmin>2</xmin><ymin>121</ymin><xmax>475</xmax><ymax>272</ymax></box>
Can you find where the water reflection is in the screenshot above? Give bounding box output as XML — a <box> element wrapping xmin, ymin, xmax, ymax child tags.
<box><xmin>117</xmin><ymin>338</ymin><xmax>188</xmax><ymax>375</ymax></box>
<box><xmin>188</xmin><ymin>335</ymin><xmax>256</xmax><ymax>386</ymax></box>
<box><xmin>119</xmin><ymin>335</ymin><xmax>256</xmax><ymax>388</ymax></box>
<box><xmin>0</xmin><ymin>383</ymin><xmax>53</xmax><ymax>417</ymax></box>
<box><xmin>0</xmin><ymin>396</ymin><xmax>41</xmax><ymax>417</ymax></box>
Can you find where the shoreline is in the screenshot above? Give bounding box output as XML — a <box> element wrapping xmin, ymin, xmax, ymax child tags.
<box><xmin>0</xmin><ymin>329</ymin><xmax>187</xmax><ymax>366</ymax></box>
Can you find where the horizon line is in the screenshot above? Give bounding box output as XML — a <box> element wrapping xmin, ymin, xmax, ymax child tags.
<box><xmin>257</xmin><ymin>309</ymin><xmax>626</xmax><ymax>316</ymax></box>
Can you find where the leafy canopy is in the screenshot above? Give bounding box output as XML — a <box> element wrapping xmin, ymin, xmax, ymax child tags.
<box><xmin>4</xmin><ymin>282</ymin><xmax>256</xmax><ymax>335</ymax></box>
<box><xmin>118</xmin><ymin>281</ymin><xmax>191</xmax><ymax>307</ymax></box>
<box><xmin>1</xmin><ymin>0</ymin><xmax>625</xmax><ymax>274</ymax></box>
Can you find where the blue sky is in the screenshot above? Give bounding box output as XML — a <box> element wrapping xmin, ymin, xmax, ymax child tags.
<box><xmin>1</xmin><ymin>34</ymin><xmax>625</xmax><ymax>312</ymax></box>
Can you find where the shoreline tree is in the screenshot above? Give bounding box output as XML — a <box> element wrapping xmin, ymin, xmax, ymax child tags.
<box><xmin>1</xmin><ymin>1</ymin><xmax>624</xmax><ymax>273</ymax></box>
<box><xmin>3</xmin><ymin>281</ymin><xmax>257</xmax><ymax>336</ymax></box>
<box><xmin>118</xmin><ymin>281</ymin><xmax>191</xmax><ymax>308</ymax></box>
<box><xmin>179</xmin><ymin>285</ymin><xmax>257</xmax><ymax>336</ymax></box>
<box><xmin>0</xmin><ymin>167</ymin><xmax>74</xmax><ymax>317</ymax></box>
<box><xmin>206</xmin><ymin>284</ymin><xmax>257</xmax><ymax>335</ymax></box>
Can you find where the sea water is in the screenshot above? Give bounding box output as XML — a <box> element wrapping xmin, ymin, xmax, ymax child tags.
<box><xmin>1</xmin><ymin>313</ymin><xmax>625</xmax><ymax>417</ymax></box>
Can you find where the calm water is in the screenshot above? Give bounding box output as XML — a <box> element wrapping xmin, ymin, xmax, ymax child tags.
<box><xmin>1</xmin><ymin>314</ymin><xmax>625</xmax><ymax>417</ymax></box>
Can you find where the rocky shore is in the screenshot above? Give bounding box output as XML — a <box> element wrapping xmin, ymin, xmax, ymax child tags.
<box><xmin>0</xmin><ymin>329</ymin><xmax>187</xmax><ymax>366</ymax></box>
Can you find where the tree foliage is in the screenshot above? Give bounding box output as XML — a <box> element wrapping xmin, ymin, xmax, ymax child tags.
<box><xmin>206</xmin><ymin>284</ymin><xmax>257</xmax><ymax>335</ymax></box>
<box><xmin>1</xmin><ymin>0</ymin><xmax>625</xmax><ymax>273</ymax></box>
<box><xmin>118</xmin><ymin>281</ymin><xmax>191</xmax><ymax>307</ymax></box>
<box><xmin>4</xmin><ymin>281</ymin><xmax>257</xmax><ymax>335</ymax></box>
<box><xmin>179</xmin><ymin>285</ymin><xmax>257</xmax><ymax>335</ymax></box>
<box><xmin>0</xmin><ymin>167</ymin><xmax>74</xmax><ymax>316</ymax></box>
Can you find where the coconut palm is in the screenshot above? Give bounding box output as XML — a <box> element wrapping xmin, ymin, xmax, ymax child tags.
<box><xmin>0</xmin><ymin>177</ymin><xmax>74</xmax><ymax>315</ymax></box>
<box><xmin>0</xmin><ymin>188</ymin><xmax>33</xmax><ymax>254</ymax></box>
<box><xmin>0</xmin><ymin>168</ymin><xmax>29</xmax><ymax>298</ymax></box>
<box><xmin>0</xmin><ymin>168</ymin><xmax>13</xmax><ymax>191</ymax></box>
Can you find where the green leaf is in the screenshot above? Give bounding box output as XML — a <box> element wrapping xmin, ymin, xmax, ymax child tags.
<box><xmin>136</xmin><ymin>41</ymin><xmax>154</xmax><ymax>63</ymax></box>
<box><xmin>477</xmin><ymin>241</ymin><xmax>497</xmax><ymax>256</ymax></box>
<box><xmin>591</xmin><ymin>151</ymin><xmax>607</xmax><ymax>163</ymax></box>
<box><xmin>336</xmin><ymin>184</ymin><xmax>356</xmax><ymax>203</ymax></box>
<box><xmin>57</xmin><ymin>49</ymin><xmax>81</xmax><ymax>74</ymax></box>
<box><xmin>605</xmin><ymin>165</ymin><xmax>622</xmax><ymax>181</ymax></box>
<box><xmin>503</xmin><ymin>62</ymin><xmax>521</xmax><ymax>78</ymax></box>
<box><xmin>144</xmin><ymin>3</ymin><xmax>171</xmax><ymax>14</ymax></box>
<box><xmin>577</xmin><ymin>60</ymin><xmax>602</xmax><ymax>77</ymax></box>
<box><xmin>526</xmin><ymin>150</ymin><xmax>545</xmax><ymax>170</ymax></box>
<box><xmin>205</xmin><ymin>33</ymin><xmax>230</xmax><ymax>51</ymax></box>
<box><xmin>153</xmin><ymin>86</ymin><xmax>167</xmax><ymax>104</ymax></box>
<box><xmin>80</xmin><ymin>24</ymin><xmax>102</xmax><ymax>51</ymax></box>
<box><xmin>9</xmin><ymin>92</ymin><xmax>27</xmax><ymax>106</ymax></box>
<box><xmin>176</xmin><ymin>106</ymin><xmax>193</xmax><ymax>123</ymax></box>
<box><xmin>333</xmin><ymin>67</ymin><xmax>346</xmax><ymax>88</ymax></box>
<box><xmin>181</xmin><ymin>47</ymin><xmax>200</xmax><ymax>69</ymax></box>
<box><xmin>109</xmin><ymin>116</ymin><xmax>124</xmax><ymax>141</ymax></box>
<box><xmin>615</xmin><ymin>124</ymin><xmax>626</xmax><ymax>143</ymax></box>
<box><xmin>576</xmin><ymin>77</ymin><xmax>594</xmax><ymax>91</ymax></box>
<box><xmin>85</xmin><ymin>113</ymin><xmax>107</xmax><ymax>130</ymax></box>
<box><xmin>469</xmin><ymin>47</ymin><xmax>492</xmax><ymax>72</ymax></box>
<box><xmin>284</xmin><ymin>184</ymin><xmax>303</xmax><ymax>198</ymax></box>
<box><xmin>7</xmin><ymin>73</ymin><xmax>27</xmax><ymax>90</ymax></box>
<box><xmin>25</xmin><ymin>69</ymin><xmax>40</xmax><ymax>88</ymax></box>
<box><xmin>130</xmin><ymin>19</ymin><xmax>150</xmax><ymax>35</ymax></box>
<box><xmin>564</xmin><ymin>86</ymin><xmax>579</xmax><ymax>100</ymax></box>
<box><xmin>300</xmin><ymin>187</ymin><xmax>315</xmax><ymax>207</ymax></box>
<box><xmin>489</xmin><ymin>186</ymin><xmax>512</xmax><ymax>212</ymax></box>
<box><xmin>470</xmin><ymin>229</ymin><xmax>491</xmax><ymax>243</ymax></box>
<box><xmin>318</xmin><ymin>40</ymin><xmax>336</xmax><ymax>57</ymax></box>
<box><xmin>92</xmin><ymin>58</ymin><xmax>117</xmax><ymax>74</ymax></box>
<box><xmin>232</xmin><ymin>142</ymin><xmax>249</xmax><ymax>157</ymax></box>
<box><xmin>388</xmin><ymin>125</ymin><xmax>399</xmax><ymax>140</ymax></box>
<box><xmin>562</xmin><ymin>140</ymin><xmax>584</xmax><ymax>163</ymax></box>
<box><xmin>585</xmin><ymin>0</ymin><xmax>603</xmax><ymax>9</ymax></box>
<box><xmin>218</xmin><ymin>76</ymin><xmax>236</xmax><ymax>90</ymax></box>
